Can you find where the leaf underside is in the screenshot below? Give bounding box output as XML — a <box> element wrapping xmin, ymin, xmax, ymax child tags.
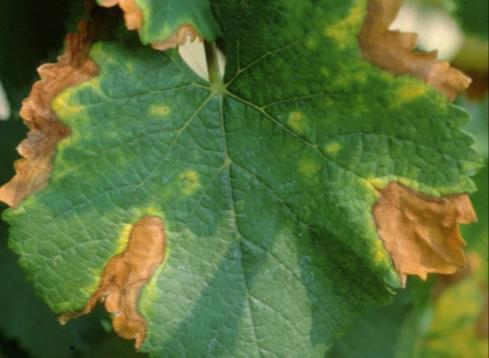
<box><xmin>3</xmin><ymin>0</ymin><xmax>482</xmax><ymax>356</ymax></box>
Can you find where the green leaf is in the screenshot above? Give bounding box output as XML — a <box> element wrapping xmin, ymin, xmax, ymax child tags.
<box><xmin>3</xmin><ymin>0</ymin><xmax>482</xmax><ymax>356</ymax></box>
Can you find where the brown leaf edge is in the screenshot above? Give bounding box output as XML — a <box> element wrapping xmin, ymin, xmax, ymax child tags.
<box><xmin>359</xmin><ymin>0</ymin><xmax>471</xmax><ymax>101</ymax></box>
<box><xmin>361</xmin><ymin>0</ymin><xmax>477</xmax><ymax>285</ymax></box>
<box><xmin>0</xmin><ymin>18</ymin><xmax>166</xmax><ymax>349</ymax></box>
<box><xmin>99</xmin><ymin>0</ymin><xmax>201</xmax><ymax>51</ymax></box>
<box><xmin>373</xmin><ymin>183</ymin><xmax>477</xmax><ymax>286</ymax></box>
<box><xmin>0</xmin><ymin>23</ymin><xmax>97</xmax><ymax>207</ymax></box>
<box><xmin>59</xmin><ymin>216</ymin><xmax>166</xmax><ymax>350</ymax></box>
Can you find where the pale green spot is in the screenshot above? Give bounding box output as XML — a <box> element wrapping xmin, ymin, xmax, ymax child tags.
<box><xmin>288</xmin><ymin>111</ymin><xmax>305</xmax><ymax>133</ymax></box>
<box><xmin>149</xmin><ymin>104</ymin><xmax>171</xmax><ymax>117</ymax></box>
<box><xmin>462</xmin><ymin>161</ymin><xmax>482</xmax><ymax>172</ymax></box>
<box><xmin>372</xmin><ymin>239</ymin><xmax>390</xmax><ymax>267</ymax></box>
<box><xmin>352</xmin><ymin>70</ymin><xmax>368</xmax><ymax>84</ymax></box>
<box><xmin>90</xmin><ymin>43</ymin><xmax>117</xmax><ymax>65</ymax></box>
<box><xmin>299</xmin><ymin>157</ymin><xmax>321</xmax><ymax>178</ymax></box>
<box><xmin>125</xmin><ymin>63</ymin><xmax>134</xmax><ymax>72</ymax></box>
<box><xmin>320</xmin><ymin>67</ymin><xmax>330</xmax><ymax>78</ymax></box>
<box><xmin>140</xmin><ymin>257</ymin><xmax>168</xmax><ymax>307</ymax></box>
<box><xmin>395</xmin><ymin>81</ymin><xmax>429</xmax><ymax>105</ymax></box>
<box><xmin>52</xmin><ymin>90</ymin><xmax>84</xmax><ymax>118</ymax></box>
<box><xmin>305</xmin><ymin>36</ymin><xmax>318</xmax><ymax>50</ymax></box>
<box><xmin>53</xmin><ymin>78</ymin><xmax>104</xmax><ymax>120</ymax></box>
<box><xmin>364</xmin><ymin>176</ymin><xmax>412</xmax><ymax>192</ymax></box>
<box><xmin>331</xmin><ymin>63</ymin><xmax>368</xmax><ymax>89</ymax></box>
<box><xmin>324</xmin><ymin>142</ymin><xmax>342</xmax><ymax>155</ymax></box>
<box><xmin>83</xmin><ymin>268</ymin><xmax>104</xmax><ymax>296</ymax></box>
<box><xmin>179</xmin><ymin>169</ymin><xmax>201</xmax><ymax>195</ymax></box>
<box><xmin>362</xmin><ymin>175</ymin><xmax>472</xmax><ymax>198</ymax></box>
<box><xmin>8</xmin><ymin>206</ymin><xmax>26</xmax><ymax>216</ymax></box>
<box><xmin>56</xmin><ymin>130</ymin><xmax>79</xmax><ymax>150</ymax></box>
<box><xmin>115</xmin><ymin>223</ymin><xmax>133</xmax><ymax>255</ymax></box>
<box><xmin>140</xmin><ymin>206</ymin><xmax>165</xmax><ymax>218</ymax></box>
<box><xmin>324</xmin><ymin>0</ymin><xmax>366</xmax><ymax>47</ymax></box>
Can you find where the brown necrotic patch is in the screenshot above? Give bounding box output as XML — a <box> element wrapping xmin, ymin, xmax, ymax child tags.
<box><xmin>60</xmin><ymin>216</ymin><xmax>166</xmax><ymax>349</ymax></box>
<box><xmin>359</xmin><ymin>0</ymin><xmax>471</xmax><ymax>101</ymax></box>
<box><xmin>0</xmin><ymin>23</ymin><xmax>97</xmax><ymax>207</ymax></box>
<box><xmin>374</xmin><ymin>182</ymin><xmax>476</xmax><ymax>285</ymax></box>
<box><xmin>361</xmin><ymin>1</ymin><xmax>479</xmax><ymax>285</ymax></box>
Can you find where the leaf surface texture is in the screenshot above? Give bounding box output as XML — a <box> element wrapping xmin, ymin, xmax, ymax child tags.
<box><xmin>2</xmin><ymin>0</ymin><xmax>482</xmax><ymax>356</ymax></box>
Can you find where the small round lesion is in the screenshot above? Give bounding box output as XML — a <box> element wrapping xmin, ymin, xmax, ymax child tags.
<box><xmin>148</xmin><ymin>104</ymin><xmax>171</xmax><ymax>117</ymax></box>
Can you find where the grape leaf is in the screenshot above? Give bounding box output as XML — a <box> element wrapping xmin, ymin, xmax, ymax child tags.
<box><xmin>1</xmin><ymin>0</ymin><xmax>483</xmax><ymax>356</ymax></box>
<box><xmin>97</xmin><ymin>0</ymin><xmax>220</xmax><ymax>50</ymax></box>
